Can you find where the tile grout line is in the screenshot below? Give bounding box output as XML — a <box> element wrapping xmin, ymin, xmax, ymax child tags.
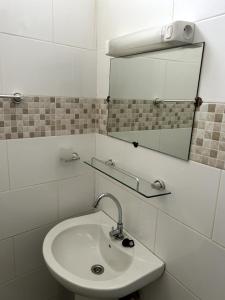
<box><xmin>165</xmin><ymin>270</ymin><xmax>202</xmax><ymax>300</ymax></box>
<box><xmin>0</xmin><ymin>220</ymin><xmax>58</xmax><ymax>244</ymax></box>
<box><xmin>12</xmin><ymin>236</ymin><xmax>17</xmax><ymax>281</ymax></box>
<box><xmin>0</xmin><ymin>265</ymin><xmax>49</xmax><ymax>289</ymax></box>
<box><xmin>51</xmin><ymin>0</ymin><xmax>55</xmax><ymax>43</ymax></box>
<box><xmin>93</xmin><ymin>133</ymin><xmax>97</xmax><ymax>200</ymax></box>
<box><xmin>153</xmin><ymin>208</ymin><xmax>159</xmax><ymax>253</ymax></box>
<box><xmin>157</xmin><ymin>208</ymin><xmax>225</xmax><ymax>252</ymax></box>
<box><xmin>196</xmin><ymin>11</ymin><xmax>225</xmax><ymax>24</ymax></box>
<box><xmin>94</xmin><ymin>0</ymin><xmax>98</xmax><ymax>50</ymax></box>
<box><xmin>56</xmin><ymin>180</ymin><xmax>60</xmax><ymax>221</ymax></box>
<box><xmin>5</xmin><ymin>140</ymin><xmax>11</xmax><ymax>190</ymax></box>
<box><xmin>210</xmin><ymin>169</ymin><xmax>223</xmax><ymax>239</ymax></box>
<box><xmin>0</xmin><ymin>171</ymin><xmax>92</xmax><ymax>195</ymax></box>
<box><xmin>0</xmin><ymin>30</ymin><xmax>97</xmax><ymax>52</ymax></box>
<box><xmin>172</xmin><ymin>0</ymin><xmax>175</xmax><ymax>20</ymax></box>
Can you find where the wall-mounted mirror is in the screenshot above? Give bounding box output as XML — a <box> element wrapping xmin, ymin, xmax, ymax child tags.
<box><xmin>107</xmin><ymin>43</ymin><xmax>204</xmax><ymax>160</ymax></box>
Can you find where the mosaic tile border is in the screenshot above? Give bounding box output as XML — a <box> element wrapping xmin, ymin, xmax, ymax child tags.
<box><xmin>1</xmin><ymin>96</ymin><xmax>225</xmax><ymax>170</ymax></box>
<box><xmin>190</xmin><ymin>103</ymin><xmax>225</xmax><ymax>170</ymax></box>
<box><xmin>106</xmin><ymin>99</ymin><xmax>225</xmax><ymax>170</ymax></box>
<box><xmin>94</xmin><ymin>98</ymin><xmax>108</xmax><ymax>135</ymax></box>
<box><xmin>107</xmin><ymin>99</ymin><xmax>194</xmax><ymax>132</ymax></box>
<box><xmin>0</xmin><ymin>96</ymin><xmax>107</xmax><ymax>139</ymax></box>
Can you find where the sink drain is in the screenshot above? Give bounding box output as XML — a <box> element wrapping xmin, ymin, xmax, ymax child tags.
<box><xmin>91</xmin><ymin>264</ymin><xmax>104</xmax><ymax>275</ymax></box>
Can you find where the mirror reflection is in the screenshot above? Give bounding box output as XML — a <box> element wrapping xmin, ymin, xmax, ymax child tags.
<box><xmin>107</xmin><ymin>43</ymin><xmax>204</xmax><ymax>160</ymax></box>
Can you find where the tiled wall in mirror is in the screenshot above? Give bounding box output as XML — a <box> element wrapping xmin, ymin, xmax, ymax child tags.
<box><xmin>107</xmin><ymin>43</ymin><xmax>204</xmax><ymax>160</ymax></box>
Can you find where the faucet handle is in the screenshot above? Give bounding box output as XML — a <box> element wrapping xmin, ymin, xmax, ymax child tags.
<box><xmin>110</xmin><ymin>225</ymin><xmax>124</xmax><ymax>240</ymax></box>
<box><xmin>110</xmin><ymin>226</ymin><xmax>119</xmax><ymax>237</ymax></box>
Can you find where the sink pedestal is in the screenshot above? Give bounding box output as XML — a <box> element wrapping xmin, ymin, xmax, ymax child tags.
<box><xmin>74</xmin><ymin>295</ymin><xmax>118</xmax><ymax>300</ymax></box>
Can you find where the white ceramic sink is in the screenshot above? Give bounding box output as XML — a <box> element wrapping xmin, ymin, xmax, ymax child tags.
<box><xmin>43</xmin><ymin>211</ymin><xmax>164</xmax><ymax>299</ymax></box>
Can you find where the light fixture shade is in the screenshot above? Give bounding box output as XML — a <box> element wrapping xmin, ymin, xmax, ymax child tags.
<box><xmin>106</xmin><ymin>21</ymin><xmax>195</xmax><ymax>57</ymax></box>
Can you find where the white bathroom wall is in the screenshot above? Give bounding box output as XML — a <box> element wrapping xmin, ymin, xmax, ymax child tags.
<box><xmin>0</xmin><ymin>134</ymin><xmax>95</xmax><ymax>299</ymax></box>
<box><xmin>0</xmin><ymin>1</ymin><xmax>97</xmax><ymax>299</ymax></box>
<box><xmin>0</xmin><ymin>0</ymin><xmax>97</xmax><ymax>97</ymax></box>
<box><xmin>96</xmin><ymin>3</ymin><xmax>225</xmax><ymax>298</ymax></box>
<box><xmin>1</xmin><ymin>1</ymin><xmax>225</xmax><ymax>300</ymax></box>
<box><xmin>96</xmin><ymin>0</ymin><xmax>173</xmax><ymax>98</ymax></box>
<box><xmin>213</xmin><ymin>171</ymin><xmax>225</xmax><ymax>248</ymax></box>
<box><xmin>94</xmin><ymin>133</ymin><xmax>225</xmax><ymax>300</ymax></box>
<box><xmin>96</xmin><ymin>0</ymin><xmax>225</xmax><ymax>103</ymax></box>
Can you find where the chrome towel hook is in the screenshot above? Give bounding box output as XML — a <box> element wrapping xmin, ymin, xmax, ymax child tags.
<box><xmin>0</xmin><ymin>92</ymin><xmax>23</xmax><ymax>104</ymax></box>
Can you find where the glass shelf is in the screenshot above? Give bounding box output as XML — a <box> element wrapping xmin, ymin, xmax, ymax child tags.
<box><xmin>85</xmin><ymin>157</ymin><xmax>171</xmax><ymax>199</ymax></box>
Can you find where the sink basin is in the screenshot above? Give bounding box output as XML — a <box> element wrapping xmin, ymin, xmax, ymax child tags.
<box><xmin>43</xmin><ymin>211</ymin><xmax>164</xmax><ymax>299</ymax></box>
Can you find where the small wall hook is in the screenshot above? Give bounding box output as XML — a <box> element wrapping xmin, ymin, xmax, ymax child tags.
<box><xmin>153</xmin><ymin>98</ymin><xmax>164</xmax><ymax>106</ymax></box>
<box><xmin>0</xmin><ymin>92</ymin><xmax>23</xmax><ymax>104</ymax></box>
<box><xmin>59</xmin><ymin>148</ymin><xmax>80</xmax><ymax>162</ymax></box>
<box><xmin>151</xmin><ymin>180</ymin><xmax>166</xmax><ymax>190</ymax></box>
<box><xmin>71</xmin><ymin>152</ymin><xmax>80</xmax><ymax>161</ymax></box>
<box><xmin>105</xmin><ymin>159</ymin><xmax>115</xmax><ymax>167</ymax></box>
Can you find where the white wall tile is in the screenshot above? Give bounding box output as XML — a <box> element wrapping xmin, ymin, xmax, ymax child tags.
<box><xmin>0</xmin><ymin>238</ymin><xmax>14</xmax><ymax>285</ymax></box>
<box><xmin>53</xmin><ymin>0</ymin><xmax>96</xmax><ymax>49</ymax></box>
<box><xmin>0</xmin><ymin>34</ymin><xmax>76</xmax><ymax>97</ymax></box>
<box><xmin>136</xmin><ymin>198</ymin><xmax>158</xmax><ymax>251</ymax></box>
<box><xmin>0</xmin><ymin>268</ymin><xmax>59</xmax><ymax>300</ymax></box>
<box><xmin>0</xmin><ymin>183</ymin><xmax>58</xmax><ymax>240</ymax></box>
<box><xmin>213</xmin><ymin>171</ymin><xmax>225</xmax><ymax>247</ymax></box>
<box><xmin>0</xmin><ymin>0</ymin><xmax>52</xmax><ymax>41</ymax></box>
<box><xmin>97</xmin><ymin>49</ymin><xmax>110</xmax><ymax>98</ymax></box>
<box><xmin>141</xmin><ymin>272</ymin><xmax>199</xmax><ymax>300</ymax></box>
<box><xmin>7</xmin><ymin>135</ymin><xmax>95</xmax><ymax>189</ymax></box>
<box><xmin>0</xmin><ymin>141</ymin><xmax>9</xmax><ymax>192</ymax></box>
<box><xmin>0</xmin><ymin>278</ymin><xmax>24</xmax><ymax>300</ymax></box>
<box><xmin>14</xmin><ymin>224</ymin><xmax>55</xmax><ymax>276</ymax></box>
<box><xmin>173</xmin><ymin>0</ymin><xmax>225</xmax><ymax>22</ymax></box>
<box><xmin>58</xmin><ymin>286</ymin><xmax>73</xmax><ymax>300</ymax></box>
<box><xmin>0</xmin><ymin>1</ymin><xmax>97</xmax><ymax>98</ymax></box>
<box><xmin>194</xmin><ymin>15</ymin><xmax>225</xmax><ymax>102</ymax></box>
<box><xmin>97</xmin><ymin>0</ymin><xmax>173</xmax><ymax>50</ymax></box>
<box><xmin>78</xmin><ymin>49</ymin><xmax>97</xmax><ymax>98</ymax></box>
<box><xmin>95</xmin><ymin>173</ymin><xmax>158</xmax><ymax>250</ymax></box>
<box><xmin>95</xmin><ymin>134</ymin><xmax>220</xmax><ymax>237</ymax></box>
<box><xmin>155</xmin><ymin>211</ymin><xmax>225</xmax><ymax>300</ymax></box>
<box><xmin>0</xmin><ymin>52</ymin><xmax>3</xmax><ymax>93</ymax></box>
<box><xmin>59</xmin><ymin>172</ymin><xmax>95</xmax><ymax>219</ymax></box>
<box><xmin>22</xmin><ymin>267</ymin><xmax>59</xmax><ymax>300</ymax></box>
<box><xmin>96</xmin><ymin>0</ymin><xmax>173</xmax><ymax>97</ymax></box>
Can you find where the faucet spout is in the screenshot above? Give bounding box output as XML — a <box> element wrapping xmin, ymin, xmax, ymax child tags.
<box><xmin>94</xmin><ymin>193</ymin><xmax>124</xmax><ymax>240</ymax></box>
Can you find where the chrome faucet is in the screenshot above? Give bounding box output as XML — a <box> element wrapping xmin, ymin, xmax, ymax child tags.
<box><xmin>94</xmin><ymin>193</ymin><xmax>124</xmax><ymax>240</ymax></box>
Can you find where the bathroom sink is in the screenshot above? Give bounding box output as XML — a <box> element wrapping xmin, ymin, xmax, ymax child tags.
<box><xmin>43</xmin><ymin>211</ymin><xmax>164</xmax><ymax>298</ymax></box>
